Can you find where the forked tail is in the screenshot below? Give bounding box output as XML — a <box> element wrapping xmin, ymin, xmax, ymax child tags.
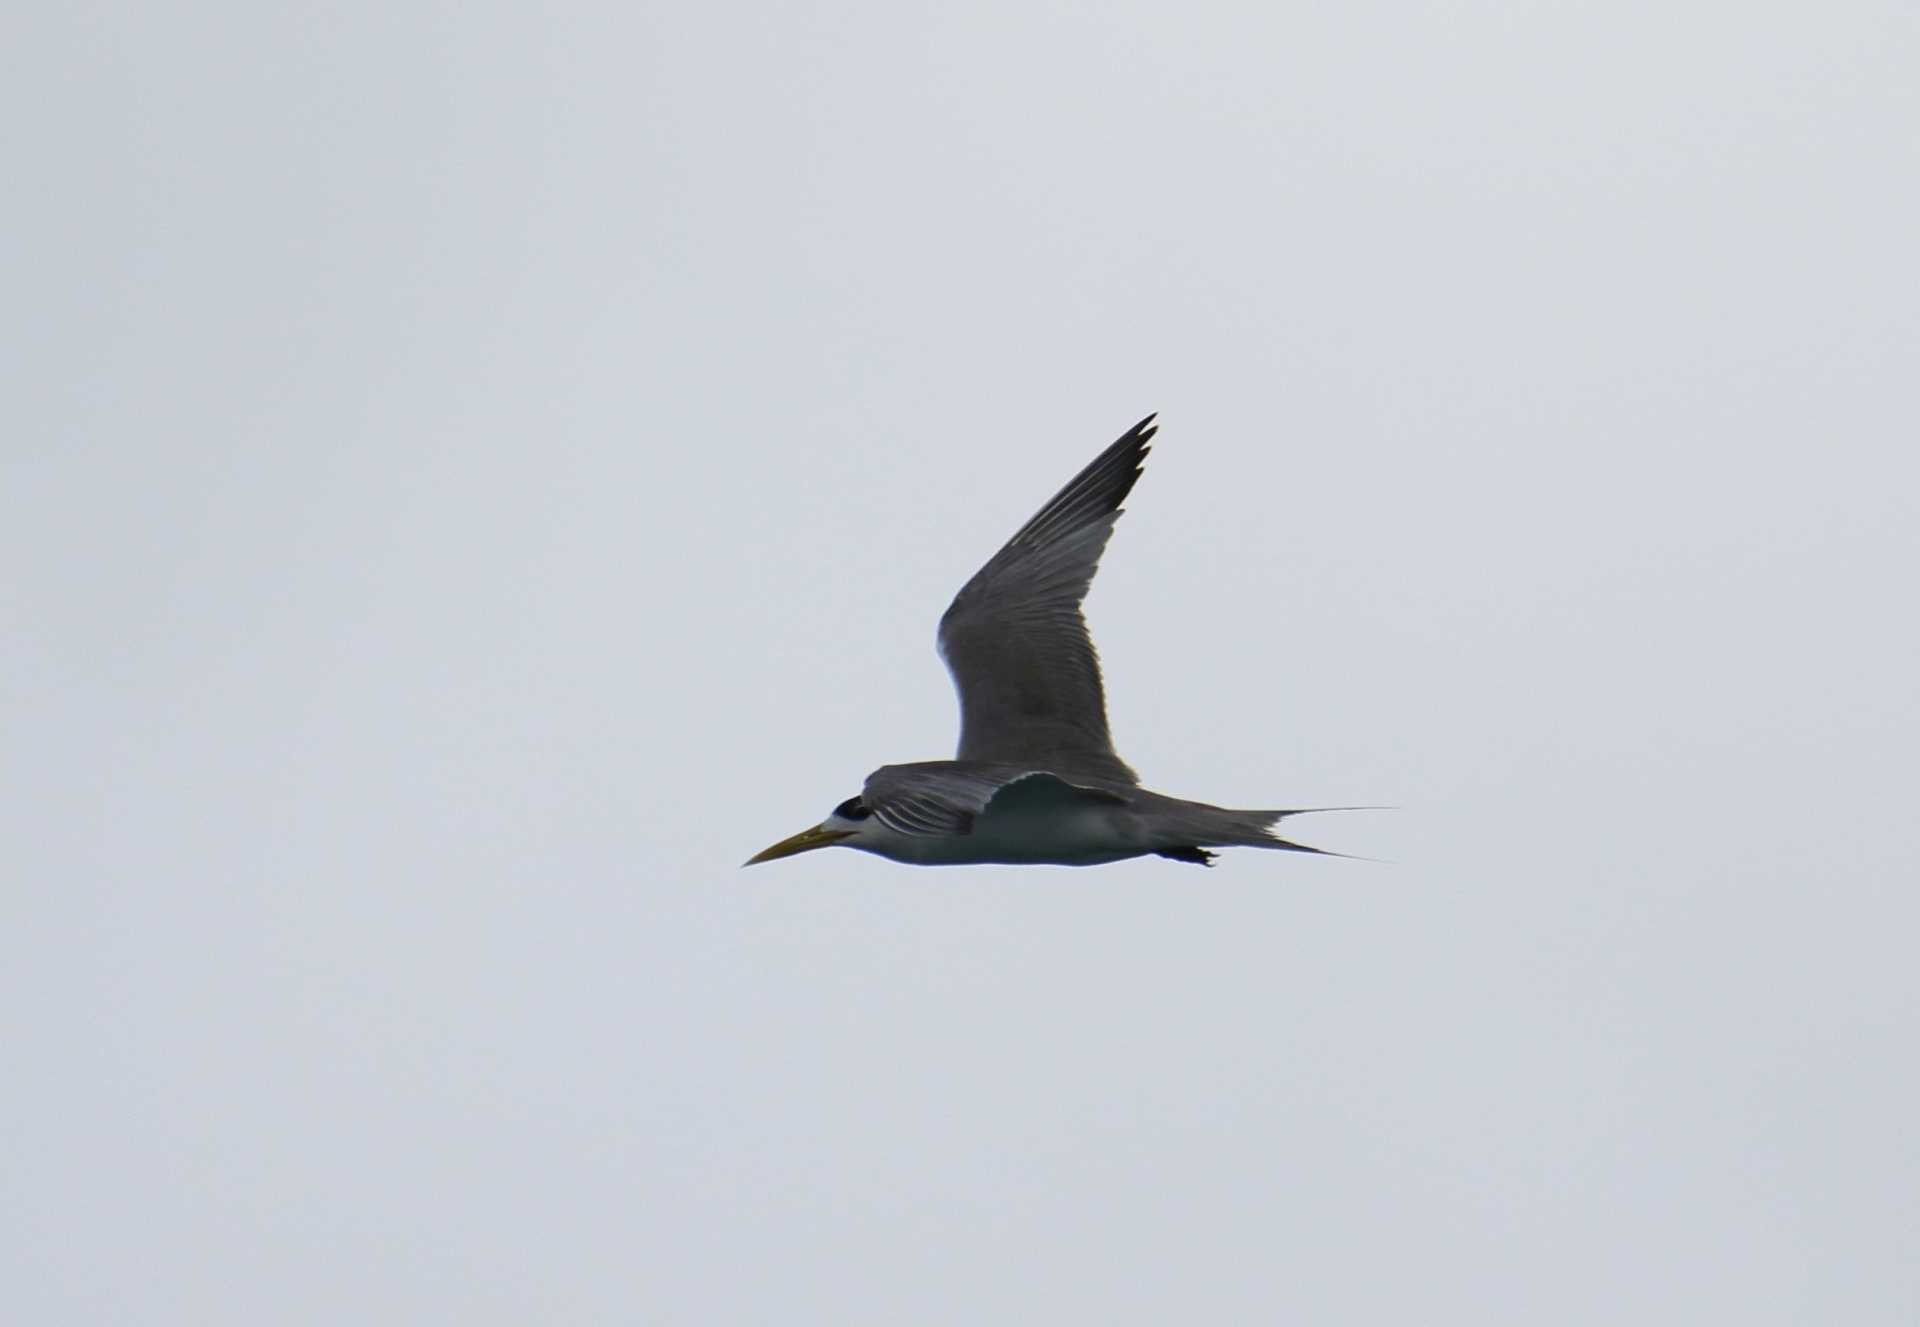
<box><xmin>1150</xmin><ymin>803</ymin><xmax>1377</xmax><ymax>865</ymax></box>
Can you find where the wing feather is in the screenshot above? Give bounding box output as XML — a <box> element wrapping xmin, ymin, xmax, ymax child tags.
<box><xmin>863</xmin><ymin>763</ymin><xmax>1131</xmax><ymax>838</ymax></box>
<box><xmin>935</xmin><ymin>415</ymin><xmax>1155</xmax><ymax>784</ymax></box>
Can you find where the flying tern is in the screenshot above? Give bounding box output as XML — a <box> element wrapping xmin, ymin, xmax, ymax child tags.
<box><xmin>747</xmin><ymin>414</ymin><xmax>1358</xmax><ymax>868</ymax></box>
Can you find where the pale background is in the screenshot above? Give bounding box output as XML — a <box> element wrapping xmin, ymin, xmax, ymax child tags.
<box><xmin>7</xmin><ymin>2</ymin><xmax>1917</xmax><ymax>1322</ymax></box>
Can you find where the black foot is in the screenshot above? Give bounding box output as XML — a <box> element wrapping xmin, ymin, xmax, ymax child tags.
<box><xmin>1155</xmin><ymin>845</ymin><xmax>1217</xmax><ymax>867</ymax></box>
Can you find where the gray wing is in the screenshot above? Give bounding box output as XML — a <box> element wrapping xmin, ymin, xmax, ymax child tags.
<box><xmin>863</xmin><ymin>763</ymin><xmax>1129</xmax><ymax>838</ymax></box>
<box><xmin>936</xmin><ymin>415</ymin><xmax>1155</xmax><ymax>785</ymax></box>
<box><xmin>861</xmin><ymin>763</ymin><xmax>1011</xmax><ymax>837</ymax></box>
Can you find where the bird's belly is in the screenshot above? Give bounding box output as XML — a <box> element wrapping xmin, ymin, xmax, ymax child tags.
<box><xmin>878</xmin><ymin>799</ymin><xmax>1144</xmax><ymax>867</ymax></box>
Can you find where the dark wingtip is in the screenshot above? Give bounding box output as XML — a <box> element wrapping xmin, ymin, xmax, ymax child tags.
<box><xmin>1124</xmin><ymin>413</ymin><xmax>1158</xmax><ymax>464</ymax></box>
<box><xmin>999</xmin><ymin>413</ymin><xmax>1160</xmax><ymax>551</ymax></box>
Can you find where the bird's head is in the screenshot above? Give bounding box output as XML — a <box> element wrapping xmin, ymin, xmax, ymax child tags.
<box><xmin>743</xmin><ymin>795</ymin><xmax>873</xmax><ymax>865</ymax></box>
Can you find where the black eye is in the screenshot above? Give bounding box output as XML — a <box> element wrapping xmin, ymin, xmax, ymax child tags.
<box><xmin>833</xmin><ymin>796</ymin><xmax>871</xmax><ymax>821</ymax></box>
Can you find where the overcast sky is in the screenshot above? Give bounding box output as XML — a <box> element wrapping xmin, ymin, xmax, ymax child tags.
<box><xmin>6</xmin><ymin>2</ymin><xmax>1917</xmax><ymax>1322</ymax></box>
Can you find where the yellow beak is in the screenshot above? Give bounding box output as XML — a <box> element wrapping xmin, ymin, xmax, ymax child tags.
<box><xmin>743</xmin><ymin>823</ymin><xmax>856</xmax><ymax>866</ymax></box>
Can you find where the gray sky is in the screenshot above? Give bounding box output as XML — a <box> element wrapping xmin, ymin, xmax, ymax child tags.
<box><xmin>7</xmin><ymin>1</ymin><xmax>1917</xmax><ymax>1322</ymax></box>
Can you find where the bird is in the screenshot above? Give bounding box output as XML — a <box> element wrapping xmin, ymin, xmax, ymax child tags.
<box><xmin>746</xmin><ymin>414</ymin><xmax>1360</xmax><ymax>868</ymax></box>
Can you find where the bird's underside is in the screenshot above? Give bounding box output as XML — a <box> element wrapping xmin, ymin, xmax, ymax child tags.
<box><xmin>745</xmin><ymin>414</ymin><xmax>1356</xmax><ymax>869</ymax></box>
<box><xmin>850</xmin><ymin>763</ymin><xmax>1340</xmax><ymax>867</ymax></box>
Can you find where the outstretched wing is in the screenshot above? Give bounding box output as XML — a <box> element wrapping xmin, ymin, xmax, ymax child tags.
<box><xmin>863</xmin><ymin>763</ymin><xmax>1129</xmax><ymax>838</ymax></box>
<box><xmin>936</xmin><ymin>415</ymin><xmax>1155</xmax><ymax>785</ymax></box>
